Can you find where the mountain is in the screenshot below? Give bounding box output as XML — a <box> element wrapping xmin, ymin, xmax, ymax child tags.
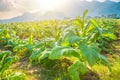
<box><xmin>0</xmin><ymin>1</ymin><xmax>120</xmax><ymax>22</ymax></box>
<box><xmin>66</xmin><ymin>1</ymin><xmax>120</xmax><ymax>17</ymax></box>
<box><xmin>0</xmin><ymin>11</ymin><xmax>65</xmax><ymax>23</ymax></box>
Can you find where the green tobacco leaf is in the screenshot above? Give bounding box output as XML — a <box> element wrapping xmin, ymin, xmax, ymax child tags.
<box><xmin>83</xmin><ymin>9</ymin><xmax>88</xmax><ymax>19</ymax></box>
<box><xmin>96</xmin><ymin>27</ymin><xmax>103</xmax><ymax>35</ymax></box>
<box><xmin>85</xmin><ymin>23</ymin><xmax>95</xmax><ymax>34</ymax></box>
<box><xmin>91</xmin><ymin>19</ymin><xmax>103</xmax><ymax>34</ymax></box>
<box><xmin>90</xmin><ymin>43</ymin><xmax>101</xmax><ymax>53</ymax></box>
<box><xmin>29</xmin><ymin>49</ymin><xmax>41</xmax><ymax>62</ymax></box>
<box><xmin>102</xmin><ymin>33</ymin><xmax>117</xmax><ymax>40</ymax></box>
<box><xmin>4</xmin><ymin>45</ymin><xmax>13</xmax><ymax>48</ymax></box>
<box><xmin>62</xmin><ymin>34</ymin><xmax>81</xmax><ymax>46</ymax></box>
<box><xmin>67</xmin><ymin>35</ymin><xmax>81</xmax><ymax>44</ymax></box>
<box><xmin>68</xmin><ymin>61</ymin><xmax>87</xmax><ymax>80</ymax></box>
<box><xmin>38</xmin><ymin>50</ymin><xmax>51</xmax><ymax>62</ymax></box>
<box><xmin>63</xmin><ymin>48</ymin><xmax>80</xmax><ymax>58</ymax></box>
<box><xmin>88</xmin><ymin>33</ymin><xmax>100</xmax><ymax>42</ymax></box>
<box><xmin>62</xmin><ymin>28</ymin><xmax>80</xmax><ymax>45</ymax></box>
<box><xmin>79</xmin><ymin>43</ymin><xmax>100</xmax><ymax>66</ymax></box>
<box><xmin>7</xmin><ymin>40</ymin><xmax>17</xmax><ymax>47</ymax></box>
<box><xmin>49</xmin><ymin>46</ymin><xmax>80</xmax><ymax>60</ymax></box>
<box><xmin>0</xmin><ymin>56</ymin><xmax>18</xmax><ymax>73</ymax></box>
<box><xmin>0</xmin><ymin>38</ymin><xmax>7</xmax><ymax>46</ymax></box>
<box><xmin>49</xmin><ymin>46</ymin><xmax>67</xmax><ymax>60</ymax></box>
<box><xmin>91</xmin><ymin>19</ymin><xmax>99</xmax><ymax>27</ymax></box>
<box><xmin>28</xmin><ymin>34</ymin><xmax>33</xmax><ymax>45</ymax></box>
<box><xmin>34</xmin><ymin>42</ymin><xmax>45</xmax><ymax>48</ymax></box>
<box><xmin>62</xmin><ymin>31</ymin><xmax>73</xmax><ymax>42</ymax></box>
<box><xmin>13</xmin><ymin>44</ymin><xmax>26</xmax><ymax>52</ymax></box>
<box><xmin>26</xmin><ymin>44</ymin><xmax>33</xmax><ymax>52</ymax></box>
<box><xmin>74</xmin><ymin>19</ymin><xmax>84</xmax><ymax>30</ymax></box>
<box><xmin>50</xmin><ymin>42</ymin><xmax>59</xmax><ymax>47</ymax></box>
<box><xmin>0</xmin><ymin>51</ymin><xmax>11</xmax><ymax>60</ymax></box>
<box><xmin>99</xmin><ymin>55</ymin><xmax>111</xmax><ymax>72</ymax></box>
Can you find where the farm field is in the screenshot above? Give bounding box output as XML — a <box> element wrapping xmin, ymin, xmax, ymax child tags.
<box><xmin>0</xmin><ymin>11</ymin><xmax>120</xmax><ymax>80</ymax></box>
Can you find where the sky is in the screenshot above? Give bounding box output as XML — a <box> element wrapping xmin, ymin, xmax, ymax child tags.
<box><xmin>0</xmin><ymin>0</ymin><xmax>120</xmax><ymax>19</ymax></box>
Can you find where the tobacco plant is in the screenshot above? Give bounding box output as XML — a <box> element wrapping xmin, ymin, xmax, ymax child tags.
<box><xmin>29</xmin><ymin>10</ymin><xmax>114</xmax><ymax>80</ymax></box>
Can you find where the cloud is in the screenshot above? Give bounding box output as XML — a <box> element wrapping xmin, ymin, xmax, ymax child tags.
<box><xmin>0</xmin><ymin>0</ymin><xmax>26</xmax><ymax>19</ymax></box>
<box><xmin>110</xmin><ymin>0</ymin><xmax>120</xmax><ymax>2</ymax></box>
<box><xmin>0</xmin><ymin>0</ymin><xmax>15</xmax><ymax>12</ymax></box>
<box><xmin>0</xmin><ymin>0</ymin><xmax>120</xmax><ymax>19</ymax></box>
<box><xmin>86</xmin><ymin>0</ymin><xmax>120</xmax><ymax>2</ymax></box>
<box><xmin>96</xmin><ymin>0</ymin><xmax>106</xmax><ymax>2</ymax></box>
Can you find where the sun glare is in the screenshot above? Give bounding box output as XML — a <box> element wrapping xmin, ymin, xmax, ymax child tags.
<box><xmin>36</xmin><ymin>0</ymin><xmax>67</xmax><ymax>11</ymax></box>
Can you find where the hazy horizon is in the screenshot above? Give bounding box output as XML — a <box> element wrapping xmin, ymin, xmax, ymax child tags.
<box><xmin>0</xmin><ymin>0</ymin><xmax>120</xmax><ymax>22</ymax></box>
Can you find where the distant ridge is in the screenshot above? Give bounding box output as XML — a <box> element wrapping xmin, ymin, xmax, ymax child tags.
<box><xmin>0</xmin><ymin>1</ymin><xmax>120</xmax><ymax>22</ymax></box>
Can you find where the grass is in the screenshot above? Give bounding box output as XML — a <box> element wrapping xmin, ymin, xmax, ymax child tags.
<box><xmin>92</xmin><ymin>22</ymin><xmax>120</xmax><ymax>80</ymax></box>
<box><xmin>9</xmin><ymin>58</ymin><xmax>72</xmax><ymax>80</ymax></box>
<box><xmin>7</xmin><ymin>53</ymin><xmax>120</xmax><ymax>80</ymax></box>
<box><xmin>92</xmin><ymin>54</ymin><xmax>120</xmax><ymax>80</ymax></box>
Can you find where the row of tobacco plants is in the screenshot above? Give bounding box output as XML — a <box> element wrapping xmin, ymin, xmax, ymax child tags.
<box><xmin>0</xmin><ymin>10</ymin><xmax>117</xmax><ymax>80</ymax></box>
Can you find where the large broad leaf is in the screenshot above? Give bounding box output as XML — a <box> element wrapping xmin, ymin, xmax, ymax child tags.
<box><xmin>62</xmin><ymin>28</ymin><xmax>80</xmax><ymax>46</ymax></box>
<box><xmin>29</xmin><ymin>49</ymin><xmax>41</xmax><ymax>62</ymax></box>
<box><xmin>26</xmin><ymin>44</ymin><xmax>33</xmax><ymax>52</ymax></box>
<box><xmin>84</xmin><ymin>23</ymin><xmax>95</xmax><ymax>35</ymax></box>
<box><xmin>0</xmin><ymin>56</ymin><xmax>18</xmax><ymax>73</ymax></box>
<box><xmin>91</xmin><ymin>19</ymin><xmax>103</xmax><ymax>35</ymax></box>
<box><xmin>34</xmin><ymin>42</ymin><xmax>45</xmax><ymax>48</ymax></box>
<box><xmin>63</xmin><ymin>48</ymin><xmax>80</xmax><ymax>58</ymax></box>
<box><xmin>99</xmin><ymin>55</ymin><xmax>111</xmax><ymax>72</ymax></box>
<box><xmin>5</xmin><ymin>40</ymin><xmax>17</xmax><ymax>48</ymax></box>
<box><xmin>62</xmin><ymin>34</ymin><xmax>81</xmax><ymax>46</ymax></box>
<box><xmin>96</xmin><ymin>27</ymin><xmax>103</xmax><ymax>35</ymax></box>
<box><xmin>62</xmin><ymin>31</ymin><xmax>73</xmax><ymax>42</ymax></box>
<box><xmin>79</xmin><ymin>43</ymin><xmax>100</xmax><ymax>66</ymax></box>
<box><xmin>0</xmin><ymin>38</ymin><xmax>7</xmax><ymax>46</ymax></box>
<box><xmin>88</xmin><ymin>33</ymin><xmax>100</xmax><ymax>42</ymax></box>
<box><xmin>13</xmin><ymin>44</ymin><xmax>26</xmax><ymax>52</ymax></box>
<box><xmin>67</xmin><ymin>35</ymin><xmax>81</xmax><ymax>44</ymax></box>
<box><xmin>91</xmin><ymin>19</ymin><xmax>99</xmax><ymax>27</ymax></box>
<box><xmin>49</xmin><ymin>46</ymin><xmax>80</xmax><ymax>60</ymax></box>
<box><xmin>68</xmin><ymin>61</ymin><xmax>87</xmax><ymax>80</ymax></box>
<box><xmin>49</xmin><ymin>46</ymin><xmax>65</xmax><ymax>59</ymax></box>
<box><xmin>38</xmin><ymin>50</ymin><xmax>51</xmax><ymax>62</ymax></box>
<box><xmin>0</xmin><ymin>51</ymin><xmax>11</xmax><ymax>60</ymax></box>
<box><xmin>74</xmin><ymin>19</ymin><xmax>84</xmax><ymax>30</ymax></box>
<box><xmin>50</xmin><ymin>42</ymin><xmax>59</xmax><ymax>47</ymax></box>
